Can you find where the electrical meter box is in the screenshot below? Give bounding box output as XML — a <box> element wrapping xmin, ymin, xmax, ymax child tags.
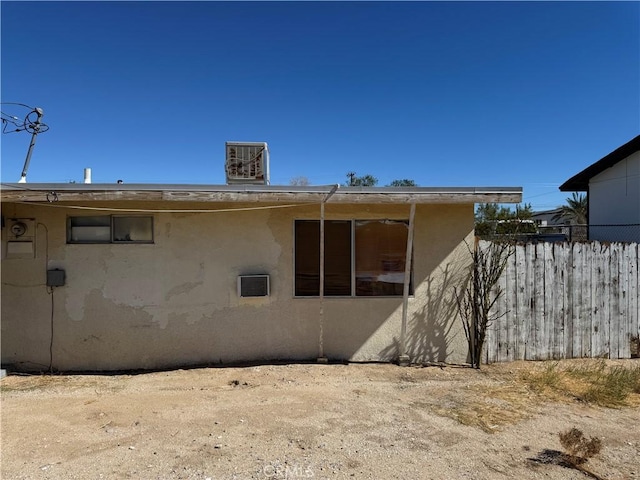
<box><xmin>47</xmin><ymin>269</ymin><xmax>66</xmax><ymax>287</ymax></box>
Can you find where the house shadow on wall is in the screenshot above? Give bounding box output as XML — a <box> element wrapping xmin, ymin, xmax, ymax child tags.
<box><xmin>379</xmin><ymin>261</ymin><xmax>469</xmax><ymax>364</ymax></box>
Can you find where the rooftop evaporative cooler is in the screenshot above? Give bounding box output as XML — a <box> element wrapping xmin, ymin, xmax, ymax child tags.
<box><xmin>225</xmin><ymin>142</ymin><xmax>269</xmax><ymax>185</ymax></box>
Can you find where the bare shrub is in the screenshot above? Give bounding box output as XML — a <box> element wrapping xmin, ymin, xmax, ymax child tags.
<box><xmin>559</xmin><ymin>428</ymin><xmax>602</xmax><ymax>465</ymax></box>
<box><xmin>455</xmin><ymin>239</ymin><xmax>514</xmax><ymax>368</ymax></box>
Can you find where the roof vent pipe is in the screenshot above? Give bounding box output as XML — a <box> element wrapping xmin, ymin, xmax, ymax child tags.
<box><xmin>84</xmin><ymin>168</ymin><xmax>92</xmax><ymax>184</ymax></box>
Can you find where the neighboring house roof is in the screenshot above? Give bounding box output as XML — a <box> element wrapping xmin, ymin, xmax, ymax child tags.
<box><xmin>531</xmin><ymin>207</ymin><xmax>563</xmax><ymax>219</ymax></box>
<box><xmin>0</xmin><ymin>183</ymin><xmax>522</xmax><ymax>204</ymax></box>
<box><xmin>531</xmin><ymin>208</ymin><xmax>567</xmax><ymax>226</ymax></box>
<box><xmin>560</xmin><ymin>135</ymin><xmax>640</xmax><ymax>192</ymax></box>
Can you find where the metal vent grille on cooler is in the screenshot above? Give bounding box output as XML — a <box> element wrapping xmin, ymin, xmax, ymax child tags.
<box><xmin>225</xmin><ymin>142</ymin><xmax>269</xmax><ymax>185</ymax></box>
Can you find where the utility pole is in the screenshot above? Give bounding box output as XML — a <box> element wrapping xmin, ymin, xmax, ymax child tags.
<box><xmin>18</xmin><ymin>107</ymin><xmax>44</xmax><ymax>183</ymax></box>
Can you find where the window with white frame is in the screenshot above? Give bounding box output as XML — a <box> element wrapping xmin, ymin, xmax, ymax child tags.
<box><xmin>294</xmin><ymin>219</ymin><xmax>412</xmax><ymax>297</ymax></box>
<box><xmin>67</xmin><ymin>215</ymin><xmax>153</xmax><ymax>244</ymax></box>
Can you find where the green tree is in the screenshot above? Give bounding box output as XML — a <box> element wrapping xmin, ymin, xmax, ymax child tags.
<box><xmin>475</xmin><ymin>203</ymin><xmax>536</xmax><ymax>238</ymax></box>
<box><xmin>387</xmin><ymin>179</ymin><xmax>417</xmax><ymax>187</ymax></box>
<box><xmin>346</xmin><ymin>172</ymin><xmax>378</xmax><ymax>187</ymax></box>
<box><xmin>553</xmin><ymin>192</ymin><xmax>587</xmax><ymax>225</ymax></box>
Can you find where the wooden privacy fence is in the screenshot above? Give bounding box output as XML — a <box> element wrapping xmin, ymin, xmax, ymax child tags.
<box><xmin>483</xmin><ymin>241</ymin><xmax>639</xmax><ymax>363</ymax></box>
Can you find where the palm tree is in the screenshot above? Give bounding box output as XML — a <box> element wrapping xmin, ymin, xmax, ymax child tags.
<box><xmin>553</xmin><ymin>192</ymin><xmax>587</xmax><ymax>225</ymax></box>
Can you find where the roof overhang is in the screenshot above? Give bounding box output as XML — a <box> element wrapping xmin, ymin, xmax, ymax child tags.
<box><xmin>560</xmin><ymin>135</ymin><xmax>640</xmax><ymax>192</ymax></box>
<box><xmin>1</xmin><ymin>183</ymin><xmax>522</xmax><ymax>205</ymax></box>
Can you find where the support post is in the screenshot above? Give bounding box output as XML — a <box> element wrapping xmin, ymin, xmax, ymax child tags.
<box><xmin>399</xmin><ymin>203</ymin><xmax>416</xmax><ymax>366</ymax></box>
<box><xmin>318</xmin><ymin>184</ymin><xmax>339</xmax><ymax>363</ymax></box>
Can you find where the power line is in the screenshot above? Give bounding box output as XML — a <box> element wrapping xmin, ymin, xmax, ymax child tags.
<box><xmin>1</xmin><ymin>103</ymin><xmax>49</xmax><ymax>134</ymax></box>
<box><xmin>11</xmin><ymin>200</ymin><xmax>313</xmax><ymax>214</ymax></box>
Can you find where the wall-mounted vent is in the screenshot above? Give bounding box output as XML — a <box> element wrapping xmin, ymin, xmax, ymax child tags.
<box><xmin>238</xmin><ymin>274</ymin><xmax>270</xmax><ymax>297</ymax></box>
<box><xmin>225</xmin><ymin>142</ymin><xmax>269</xmax><ymax>185</ymax></box>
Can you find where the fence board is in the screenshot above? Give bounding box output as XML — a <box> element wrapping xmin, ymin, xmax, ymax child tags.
<box><xmin>623</xmin><ymin>243</ymin><xmax>634</xmax><ymax>356</ymax></box>
<box><xmin>485</xmin><ymin>286</ymin><xmax>498</xmax><ymax>364</ymax></box>
<box><xmin>628</xmin><ymin>242</ymin><xmax>637</xmax><ymax>356</ymax></box>
<box><xmin>582</xmin><ymin>243</ymin><xmax>594</xmax><ymax>358</ymax></box>
<box><xmin>596</xmin><ymin>243</ymin><xmax>611</xmax><ymax>357</ymax></box>
<box><xmin>494</xmin><ymin>254</ymin><xmax>508</xmax><ymax>362</ymax></box>
<box><xmin>563</xmin><ymin>244</ymin><xmax>573</xmax><ymax>358</ymax></box>
<box><xmin>483</xmin><ymin>240</ymin><xmax>639</xmax><ymax>362</ymax></box>
<box><xmin>548</xmin><ymin>243</ymin><xmax>562</xmax><ymax>359</ymax></box>
<box><xmin>515</xmin><ymin>244</ymin><xmax>528</xmax><ymax>361</ymax></box>
<box><xmin>484</xmin><ymin>242</ymin><xmax>499</xmax><ymax>364</ymax></box>
<box><xmin>554</xmin><ymin>244</ymin><xmax>567</xmax><ymax>359</ymax></box>
<box><xmin>571</xmin><ymin>243</ymin><xmax>583</xmax><ymax>358</ymax></box>
<box><xmin>610</xmin><ymin>246</ymin><xmax>620</xmax><ymax>358</ymax></box>
<box><xmin>505</xmin><ymin>250</ymin><xmax>517</xmax><ymax>362</ymax></box>
<box><xmin>591</xmin><ymin>244</ymin><xmax>601</xmax><ymax>356</ymax></box>
<box><xmin>603</xmin><ymin>244</ymin><xmax>612</xmax><ymax>357</ymax></box>
<box><xmin>533</xmin><ymin>243</ymin><xmax>545</xmax><ymax>359</ymax></box>
<box><xmin>618</xmin><ymin>243</ymin><xmax>629</xmax><ymax>358</ymax></box>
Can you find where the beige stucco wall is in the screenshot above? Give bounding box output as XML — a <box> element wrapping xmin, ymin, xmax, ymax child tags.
<box><xmin>1</xmin><ymin>200</ymin><xmax>473</xmax><ymax>371</ymax></box>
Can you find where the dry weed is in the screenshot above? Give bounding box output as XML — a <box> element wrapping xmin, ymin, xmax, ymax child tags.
<box><xmin>559</xmin><ymin>427</ymin><xmax>602</xmax><ymax>465</ymax></box>
<box><xmin>521</xmin><ymin>360</ymin><xmax>640</xmax><ymax>407</ymax></box>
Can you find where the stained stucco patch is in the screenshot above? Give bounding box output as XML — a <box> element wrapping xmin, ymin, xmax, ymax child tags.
<box><xmin>165</xmin><ymin>281</ymin><xmax>204</xmax><ymax>301</ymax></box>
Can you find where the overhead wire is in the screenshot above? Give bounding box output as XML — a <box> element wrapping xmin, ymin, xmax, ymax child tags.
<box><xmin>1</xmin><ymin>102</ymin><xmax>35</xmax><ymax>109</ymax></box>
<box><xmin>3</xmin><ymin>182</ymin><xmax>337</xmax><ymax>213</ymax></box>
<box><xmin>1</xmin><ymin>104</ymin><xmax>49</xmax><ymax>134</ymax></box>
<box><xmin>1</xmin><ymin>182</ymin><xmax>56</xmax><ymax>192</ymax></box>
<box><xmin>1</xmin><ymin>112</ymin><xmax>24</xmax><ymax>133</ymax></box>
<box><xmin>11</xmin><ymin>200</ymin><xmax>315</xmax><ymax>214</ymax></box>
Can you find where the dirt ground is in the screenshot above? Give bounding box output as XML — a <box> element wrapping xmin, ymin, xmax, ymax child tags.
<box><xmin>1</xmin><ymin>359</ymin><xmax>639</xmax><ymax>480</ymax></box>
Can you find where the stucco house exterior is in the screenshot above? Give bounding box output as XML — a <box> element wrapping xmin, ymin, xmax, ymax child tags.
<box><xmin>1</xmin><ymin>183</ymin><xmax>521</xmax><ymax>372</ymax></box>
<box><xmin>560</xmin><ymin>134</ymin><xmax>640</xmax><ymax>243</ymax></box>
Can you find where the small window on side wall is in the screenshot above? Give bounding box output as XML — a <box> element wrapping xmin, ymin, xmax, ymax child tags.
<box><xmin>112</xmin><ymin>216</ymin><xmax>153</xmax><ymax>243</ymax></box>
<box><xmin>67</xmin><ymin>215</ymin><xmax>153</xmax><ymax>244</ymax></box>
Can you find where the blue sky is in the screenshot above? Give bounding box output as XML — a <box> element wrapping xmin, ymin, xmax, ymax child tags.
<box><xmin>1</xmin><ymin>1</ymin><xmax>638</xmax><ymax>210</ymax></box>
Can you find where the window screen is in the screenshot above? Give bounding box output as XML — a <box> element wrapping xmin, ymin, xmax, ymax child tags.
<box><xmin>294</xmin><ymin>220</ymin><xmax>351</xmax><ymax>296</ymax></box>
<box><xmin>355</xmin><ymin>220</ymin><xmax>410</xmax><ymax>296</ymax></box>
<box><xmin>113</xmin><ymin>216</ymin><xmax>153</xmax><ymax>243</ymax></box>
<box><xmin>68</xmin><ymin>215</ymin><xmax>153</xmax><ymax>244</ymax></box>
<box><xmin>294</xmin><ymin>219</ymin><xmax>412</xmax><ymax>297</ymax></box>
